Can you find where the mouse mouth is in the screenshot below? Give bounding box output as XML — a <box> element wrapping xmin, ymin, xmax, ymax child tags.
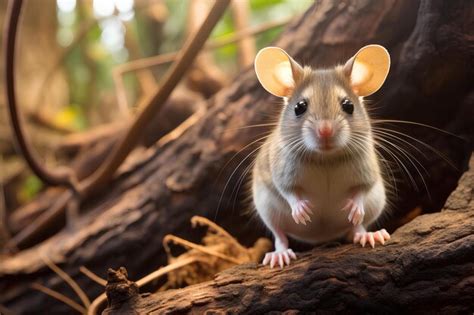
<box><xmin>319</xmin><ymin>138</ymin><xmax>333</xmax><ymax>151</ymax></box>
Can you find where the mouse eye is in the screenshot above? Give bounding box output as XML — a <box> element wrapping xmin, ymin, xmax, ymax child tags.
<box><xmin>294</xmin><ymin>100</ymin><xmax>308</xmax><ymax>117</ymax></box>
<box><xmin>341</xmin><ymin>98</ymin><xmax>354</xmax><ymax>115</ymax></box>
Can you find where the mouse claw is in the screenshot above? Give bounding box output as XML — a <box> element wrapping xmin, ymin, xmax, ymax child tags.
<box><xmin>282</xmin><ymin>252</ymin><xmax>290</xmax><ymax>265</ymax></box>
<box><xmin>368</xmin><ymin>232</ymin><xmax>375</xmax><ymax>248</ymax></box>
<box><xmin>374</xmin><ymin>230</ymin><xmax>385</xmax><ymax>245</ymax></box>
<box><xmin>342</xmin><ymin>195</ymin><xmax>365</xmax><ymax>226</ymax></box>
<box><xmin>291</xmin><ymin>199</ymin><xmax>313</xmax><ymax>225</ymax></box>
<box><xmin>381</xmin><ymin>229</ymin><xmax>391</xmax><ymax>240</ymax></box>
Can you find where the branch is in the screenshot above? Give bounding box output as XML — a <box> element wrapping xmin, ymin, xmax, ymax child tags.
<box><xmin>76</xmin><ymin>0</ymin><xmax>231</xmax><ymax>196</ymax></box>
<box><xmin>4</xmin><ymin>0</ymin><xmax>229</xmax><ymax>195</ymax></box>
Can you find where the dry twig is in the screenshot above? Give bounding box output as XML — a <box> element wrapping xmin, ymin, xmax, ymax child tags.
<box><xmin>30</xmin><ymin>256</ymin><xmax>106</xmax><ymax>314</ymax></box>
<box><xmin>41</xmin><ymin>254</ymin><xmax>91</xmax><ymax>308</ymax></box>
<box><xmin>161</xmin><ymin>216</ymin><xmax>271</xmax><ymax>289</ymax></box>
<box><xmin>31</xmin><ymin>283</ymin><xmax>86</xmax><ymax>314</ymax></box>
<box><xmin>79</xmin><ymin>266</ymin><xmax>107</xmax><ymax>287</ymax></box>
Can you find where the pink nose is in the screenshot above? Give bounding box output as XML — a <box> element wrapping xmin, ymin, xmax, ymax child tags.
<box><xmin>318</xmin><ymin>121</ymin><xmax>333</xmax><ymax>138</ymax></box>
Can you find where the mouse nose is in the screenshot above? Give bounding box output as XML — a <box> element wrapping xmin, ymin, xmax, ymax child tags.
<box><xmin>318</xmin><ymin>121</ymin><xmax>334</xmax><ymax>138</ymax></box>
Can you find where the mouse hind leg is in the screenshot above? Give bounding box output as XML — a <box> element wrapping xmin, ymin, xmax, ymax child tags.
<box><xmin>350</xmin><ymin>180</ymin><xmax>391</xmax><ymax>247</ymax></box>
<box><xmin>253</xmin><ymin>182</ymin><xmax>297</xmax><ymax>268</ymax></box>
<box><xmin>262</xmin><ymin>227</ymin><xmax>297</xmax><ymax>268</ymax></box>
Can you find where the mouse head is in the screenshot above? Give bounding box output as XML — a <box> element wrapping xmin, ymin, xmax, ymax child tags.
<box><xmin>255</xmin><ymin>45</ymin><xmax>390</xmax><ymax>155</ymax></box>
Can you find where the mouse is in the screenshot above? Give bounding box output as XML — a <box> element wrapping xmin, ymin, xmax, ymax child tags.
<box><xmin>251</xmin><ymin>45</ymin><xmax>391</xmax><ymax>268</ymax></box>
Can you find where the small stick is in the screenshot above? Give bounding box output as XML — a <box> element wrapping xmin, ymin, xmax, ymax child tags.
<box><xmin>163</xmin><ymin>234</ymin><xmax>241</xmax><ymax>264</ymax></box>
<box><xmin>31</xmin><ymin>282</ymin><xmax>86</xmax><ymax>314</ymax></box>
<box><xmin>156</xmin><ymin>107</ymin><xmax>206</xmax><ymax>147</ymax></box>
<box><xmin>41</xmin><ymin>254</ymin><xmax>91</xmax><ymax>308</ymax></box>
<box><xmin>79</xmin><ymin>266</ymin><xmax>107</xmax><ymax>287</ymax></box>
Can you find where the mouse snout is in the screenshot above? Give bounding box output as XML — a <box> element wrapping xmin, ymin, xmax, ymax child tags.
<box><xmin>317</xmin><ymin>120</ymin><xmax>334</xmax><ymax>139</ymax></box>
<box><xmin>302</xmin><ymin>119</ymin><xmax>343</xmax><ymax>153</ymax></box>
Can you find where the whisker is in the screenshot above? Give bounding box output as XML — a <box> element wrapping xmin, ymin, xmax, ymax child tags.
<box><xmin>215</xmin><ymin>144</ymin><xmax>264</xmax><ymax>221</ymax></box>
<box><xmin>371</xmin><ymin>129</ymin><xmax>429</xmax><ymax>161</ymax></box>
<box><xmin>216</xmin><ymin>132</ymin><xmax>272</xmax><ymax>183</ymax></box>
<box><xmin>371</xmin><ymin>135</ymin><xmax>420</xmax><ymax>189</ymax></box>
<box><xmin>230</xmin><ymin>160</ymin><xmax>255</xmax><ymax>216</ymax></box>
<box><xmin>349</xmin><ymin>135</ymin><xmax>401</xmax><ymax>196</ymax></box>
<box><xmin>363</xmin><ymin>134</ymin><xmax>419</xmax><ymax>192</ymax></box>
<box><xmin>372</xmin><ymin>126</ymin><xmax>458</xmax><ymax>170</ymax></box>
<box><xmin>371</xmin><ymin>119</ymin><xmax>464</xmax><ymax>140</ymax></box>
<box><xmin>372</xmin><ymin>134</ymin><xmax>430</xmax><ymax>196</ymax></box>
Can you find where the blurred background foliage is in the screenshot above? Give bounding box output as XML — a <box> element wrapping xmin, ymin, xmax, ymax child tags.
<box><xmin>56</xmin><ymin>0</ymin><xmax>310</xmax><ymax>130</ymax></box>
<box><xmin>0</xmin><ymin>0</ymin><xmax>311</xmax><ymax>210</ymax></box>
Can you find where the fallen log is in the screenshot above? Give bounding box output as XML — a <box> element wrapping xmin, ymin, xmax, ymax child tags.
<box><xmin>104</xmin><ymin>155</ymin><xmax>474</xmax><ymax>314</ymax></box>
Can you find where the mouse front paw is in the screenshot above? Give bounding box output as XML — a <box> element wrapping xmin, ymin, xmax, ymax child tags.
<box><xmin>262</xmin><ymin>248</ymin><xmax>297</xmax><ymax>268</ymax></box>
<box><xmin>291</xmin><ymin>199</ymin><xmax>313</xmax><ymax>225</ymax></box>
<box><xmin>341</xmin><ymin>194</ymin><xmax>365</xmax><ymax>226</ymax></box>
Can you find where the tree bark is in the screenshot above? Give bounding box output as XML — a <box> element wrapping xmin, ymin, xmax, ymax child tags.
<box><xmin>1</xmin><ymin>0</ymin><xmax>473</xmax><ymax>313</ymax></box>
<box><xmin>104</xmin><ymin>156</ymin><xmax>474</xmax><ymax>314</ymax></box>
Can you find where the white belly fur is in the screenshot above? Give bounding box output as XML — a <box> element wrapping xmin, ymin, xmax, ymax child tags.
<box><xmin>267</xmin><ymin>161</ymin><xmax>385</xmax><ymax>244</ymax></box>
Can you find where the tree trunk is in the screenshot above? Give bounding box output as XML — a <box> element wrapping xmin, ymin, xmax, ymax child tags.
<box><xmin>1</xmin><ymin>0</ymin><xmax>473</xmax><ymax>313</ymax></box>
<box><xmin>104</xmin><ymin>156</ymin><xmax>474</xmax><ymax>314</ymax></box>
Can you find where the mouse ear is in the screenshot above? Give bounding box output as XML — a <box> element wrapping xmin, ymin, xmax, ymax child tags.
<box><xmin>254</xmin><ymin>47</ymin><xmax>303</xmax><ymax>98</ymax></box>
<box><xmin>343</xmin><ymin>44</ymin><xmax>390</xmax><ymax>96</ymax></box>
